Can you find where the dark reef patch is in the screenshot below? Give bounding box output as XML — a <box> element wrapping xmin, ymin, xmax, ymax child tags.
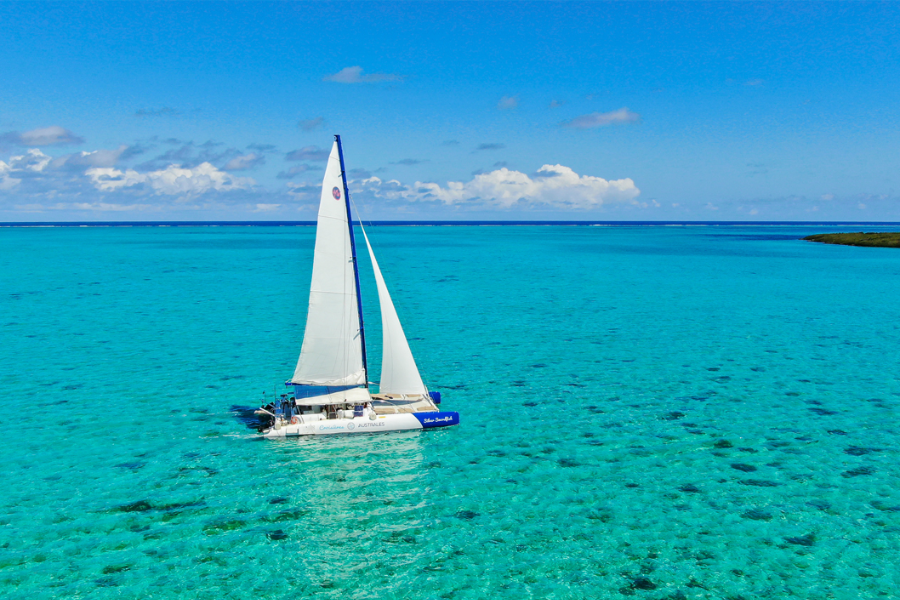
<box><xmin>202</xmin><ymin>519</ymin><xmax>247</xmax><ymax>534</ymax></box>
<box><xmin>261</xmin><ymin>509</ymin><xmax>307</xmax><ymax>523</ymax></box>
<box><xmin>845</xmin><ymin>446</ymin><xmax>880</xmax><ymax>456</ymax></box>
<box><xmin>739</xmin><ymin>479</ymin><xmax>780</xmax><ymax>487</ymax></box>
<box><xmin>741</xmin><ymin>508</ymin><xmax>773</xmax><ymax>521</ymax></box>
<box><xmin>115</xmin><ymin>462</ymin><xmax>145</xmax><ymax>471</ymax></box>
<box><xmin>785</xmin><ymin>533</ymin><xmax>816</xmax><ymax>546</ymax></box>
<box><xmin>102</xmin><ymin>564</ymin><xmax>131</xmax><ymax>574</ymax></box>
<box><xmin>842</xmin><ymin>466</ymin><xmax>875</xmax><ymax>478</ymax></box>
<box><xmin>630</xmin><ymin>577</ymin><xmax>657</xmax><ymax>590</ymax></box>
<box><xmin>114</xmin><ymin>500</ymin><xmax>153</xmax><ymax>513</ymax></box>
<box><xmin>731</xmin><ymin>463</ymin><xmax>757</xmax><ymax>472</ymax></box>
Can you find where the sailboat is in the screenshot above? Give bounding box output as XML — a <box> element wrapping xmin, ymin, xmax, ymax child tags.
<box><xmin>258</xmin><ymin>135</ymin><xmax>460</xmax><ymax>438</ymax></box>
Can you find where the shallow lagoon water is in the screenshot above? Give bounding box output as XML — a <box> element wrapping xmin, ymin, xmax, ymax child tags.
<box><xmin>2</xmin><ymin>224</ymin><xmax>900</xmax><ymax>599</ymax></box>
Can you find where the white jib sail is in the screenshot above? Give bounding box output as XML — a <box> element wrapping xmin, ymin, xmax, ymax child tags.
<box><xmin>291</xmin><ymin>142</ymin><xmax>366</xmax><ymax>386</ymax></box>
<box><xmin>360</xmin><ymin>227</ymin><xmax>427</xmax><ymax>396</ymax></box>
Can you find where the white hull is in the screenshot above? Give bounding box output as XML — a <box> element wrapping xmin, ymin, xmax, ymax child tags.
<box><xmin>261</xmin><ymin>410</ymin><xmax>459</xmax><ymax>438</ymax></box>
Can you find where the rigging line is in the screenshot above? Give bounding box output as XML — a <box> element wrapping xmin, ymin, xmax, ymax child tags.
<box><xmin>349</xmin><ymin>194</ymin><xmax>375</xmax><ymax>232</ymax></box>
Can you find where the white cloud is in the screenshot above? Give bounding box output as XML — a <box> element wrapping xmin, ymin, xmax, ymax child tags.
<box><xmin>355</xmin><ymin>164</ymin><xmax>639</xmax><ymax>210</ymax></box>
<box><xmin>561</xmin><ymin>108</ymin><xmax>640</xmax><ymax>129</ymax></box>
<box><xmin>73</xmin><ymin>202</ymin><xmax>154</xmax><ymax>212</ymax></box>
<box><xmin>9</xmin><ymin>201</ymin><xmax>155</xmax><ymax>213</ymax></box>
<box><xmin>1</xmin><ymin>125</ymin><xmax>85</xmax><ymax>146</ymax></box>
<box><xmin>0</xmin><ymin>149</ymin><xmax>52</xmax><ymax>189</ymax></box>
<box><xmin>497</xmin><ymin>95</ymin><xmax>519</xmax><ymax>110</ymax></box>
<box><xmin>254</xmin><ymin>203</ymin><xmax>281</xmax><ymax>212</ymax></box>
<box><xmin>323</xmin><ymin>66</ymin><xmax>401</xmax><ymax>84</ymax></box>
<box><xmin>51</xmin><ymin>146</ymin><xmax>128</xmax><ymax>169</ymax></box>
<box><xmin>821</xmin><ymin>193</ymin><xmax>834</xmax><ymax>201</ymax></box>
<box><xmin>136</xmin><ymin>140</ymin><xmax>238</xmax><ymax>171</ymax></box>
<box><xmin>8</xmin><ymin>148</ymin><xmax>52</xmax><ymax>172</ymax></box>
<box><xmin>2</xmin><ymin>146</ymin><xmax>124</xmax><ymax>177</ymax></box>
<box><xmin>86</xmin><ymin>162</ymin><xmax>254</xmax><ymax>196</ymax></box>
<box><xmin>858</xmin><ymin>202</ymin><xmax>866</xmax><ymax>210</ymax></box>
<box><xmin>0</xmin><ymin>162</ymin><xmax>16</xmax><ymax>191</ymax></box>
<box><xmin>224</xmin><ymin>153</ymin><xmax>264</xmax><ymax>171</ymax></box>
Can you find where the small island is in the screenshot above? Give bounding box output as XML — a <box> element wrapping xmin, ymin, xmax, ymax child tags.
<box><xmin>803</xmin><ymin>232</ymin><xmax>900</xmax><ymax>248</ymax></box>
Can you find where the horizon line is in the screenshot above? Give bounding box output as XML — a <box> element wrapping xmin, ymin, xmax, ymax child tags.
<box><xmin>3</xmin><ymin>219</ymin><xmax>900</xmax><ymax>228</ymax></box>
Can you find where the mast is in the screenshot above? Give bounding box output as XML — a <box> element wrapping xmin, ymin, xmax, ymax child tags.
<box><xmin>334</xmin><ymin>134</ymin><xmax>369</xmax><ymax>387</ymax></box>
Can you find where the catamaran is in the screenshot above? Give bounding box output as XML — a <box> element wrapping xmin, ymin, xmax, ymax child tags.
<box><xmin>257</xmin><ymin>135</ymin><xmax>459</xmax><ymax>438</ymax></box>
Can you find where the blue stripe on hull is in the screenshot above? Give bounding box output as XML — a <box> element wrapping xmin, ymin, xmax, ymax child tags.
<box><xmin>413</xmin><ymin>411</ymin><xmax>460</xmax><ymax>428</ymax></box>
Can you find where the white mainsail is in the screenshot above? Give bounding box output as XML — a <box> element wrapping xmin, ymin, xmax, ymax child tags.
<box><xmin>291</xmin><ymin>142</ymin><xmax>366</xmax><ymax>387</ymax></box>
<box><xmin>360</xmin><ymin>227</ymin><xmax>428</xmax><ymax>396</ymax></box>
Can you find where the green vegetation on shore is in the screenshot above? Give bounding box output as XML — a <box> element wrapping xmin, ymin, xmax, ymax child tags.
<box><xmin>803</xmin><ymin>232</ymin><xmax>900</xmax><ymax>248</ymax></box>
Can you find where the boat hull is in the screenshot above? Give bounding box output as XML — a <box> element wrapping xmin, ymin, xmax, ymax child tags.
<box><xmin>261</xmin><ymin>411</ymin><xmax>459</xmax><ymax>438</ymax></box>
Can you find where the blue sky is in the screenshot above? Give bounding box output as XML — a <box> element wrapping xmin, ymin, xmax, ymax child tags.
<box><xmin>1</xmin><ymin>1</ymin><xmax>899</xmax><ymax>221</ymax></box>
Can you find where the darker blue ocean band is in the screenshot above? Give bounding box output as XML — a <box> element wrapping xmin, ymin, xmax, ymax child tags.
<box><xmin>3</xmin><ymin>221</ymin><xmax>900</xmax><ymax>228</ymax></box>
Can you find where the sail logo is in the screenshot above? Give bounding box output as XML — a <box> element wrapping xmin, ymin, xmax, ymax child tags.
<box><xmin>332</xmin><ymin>187</ymin><xmax>341</xmax><ymax>200</ymax></box>
<box><xmin>346</xmin><ymin>422</ymin><xmax>355</xmax><ymax>431</ymax></box>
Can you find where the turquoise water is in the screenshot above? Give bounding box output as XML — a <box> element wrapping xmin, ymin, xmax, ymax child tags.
<box><xmin>2</xmin><ymin>224</ymin><xmax>900</xmax><ymax>599</ymax></box>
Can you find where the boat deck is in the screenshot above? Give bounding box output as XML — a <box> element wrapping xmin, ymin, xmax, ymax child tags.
<box><xmin>370</xmin><ymin>393</ymin><xmax>439</xmax><ymax>415</ymax></box>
